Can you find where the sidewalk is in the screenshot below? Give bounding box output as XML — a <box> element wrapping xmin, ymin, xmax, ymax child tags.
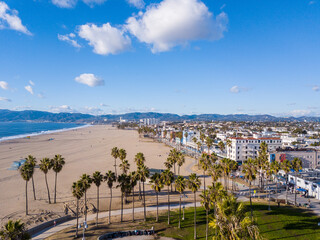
<box><xmin>32</xmin><ymin>202</ymin><xmax>201</xmax><ymax>240</ymax></box>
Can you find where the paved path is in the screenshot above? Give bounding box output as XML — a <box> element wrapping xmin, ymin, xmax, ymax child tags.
<box><xmin>32</xmin><ymin>202</ymin><xmax>201</xmax><ymax>240</ymax></box>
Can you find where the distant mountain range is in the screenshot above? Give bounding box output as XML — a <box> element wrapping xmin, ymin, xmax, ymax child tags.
<box><xmin>0</xmin><ymin>109</ymin><xmax>319</xmax><ymax>123</ymax></box>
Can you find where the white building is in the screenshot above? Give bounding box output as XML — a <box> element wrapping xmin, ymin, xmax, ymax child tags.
<box><xmin>227</xmin><ymin>137</ymin><xmax>282</xmax><ymax>163</ymax></box>
<box><xmin>140</xmin><ymin>118</ymin><xmax>160</xmax><ymax>126</ymax></box>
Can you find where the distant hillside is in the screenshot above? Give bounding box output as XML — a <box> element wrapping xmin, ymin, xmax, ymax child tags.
<box><xmin>0</xmin><ymin>109</ymin><xmax>318</xmax><ymax>123</ymax></box>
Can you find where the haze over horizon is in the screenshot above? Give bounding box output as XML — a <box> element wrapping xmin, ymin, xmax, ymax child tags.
<box><xmin>0</xmin><ymin>0</ymin><xmax>319</xmax><ymax>117</ymax></box>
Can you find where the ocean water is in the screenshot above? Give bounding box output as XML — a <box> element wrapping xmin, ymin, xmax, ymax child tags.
<box><xmin>0</xmin><ymin>122</ymin><xmax>89</xmax><ymax>142</ymax></box>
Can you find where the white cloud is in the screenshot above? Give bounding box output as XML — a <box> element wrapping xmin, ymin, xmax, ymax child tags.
<box><xmin>100</xmin><ymin>103</ymin><xmax>110</xmax><ymax>107</ymax></box>
<box><xmin>127</xmin><ymin>0</ymin><xmax>145</xmax><ymax>9</ymax></box>
<box><xmin>29</xmin><ymin>80</ymin><xmax>35</xmax><ymax>86</ymax></box>
<box><xmin>288</xmin><ymin>109</ymin><xmax>313</xmax><ymax>117</ymax></box>
<box><xmin>50</xmin><ymin>105</ymin><xmax>75</xmax><ymax>113</ymax></box>
<box><xmin>58</xmin><ymin>33</ymin><xmax>81</xmax><ymax>48</ymax></box>
<box><xmin>0</xmin><ymin>97</ymin><xmax>11</xmax><ymax>102</ymax></box>
<box><xmin>230</xmin><ymin>85</ymin><xmax>240</xmax><ymax>93</ymax></box>
<box><xmin>125</xmin><ymin>0</ymin><xmax>228</xmax><ymax>53</ymax></box>
<box><xmin>78</xmin><ymin>23</ymin><xmax>131</xmax><ymax>55</ymax></box>
<box><xmin>52</xmin><ymin>0</ymin><xmax>106</xmax><ymax>8</ymax></box>
<box><xmin>0</xmin><ymin>81</ymin><xmax>9</xmax><ymax>90</ymax></box>
<box><xmin>312</xmin><ymin>85</ymin><xmax>319</xmax><ymax>91</ymax></box>
<box><xmin>52</xmin><ymin>0</ymin><xmax>77</xmax><ymax>8</ymax></box>
<box><xmin>75</xmin><ymin>73</ymin><xmax>104</xmax><ymax>87</ymax></box>
<box><xmin>37</xmin><ymin>93</ymin><xmax>45</xmax><ymax>99</ymax></box>
<box><xmin>0</xmin><ymin>1</ymin><xmax>32</xmax><ymax>35</ymax></box>
<box><xmin>25</xmin><ymin>85</ymin><xmax>34</xmax><ymax>95</ymax></box>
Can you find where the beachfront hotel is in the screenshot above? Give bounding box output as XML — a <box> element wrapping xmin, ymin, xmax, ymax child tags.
<box><xmin>227</xmin><ymin>137</ymin><xmax>282</xmax><ymax>163</ymax></box>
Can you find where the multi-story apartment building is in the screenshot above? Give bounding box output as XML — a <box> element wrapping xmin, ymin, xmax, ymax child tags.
<box><xmin>227</xmin><ymin>137</ymin><xmax>282</xmax><ymax>163</ymax></box>
<box><xmin>270</xmin><ymin>148</ymin><xmax>320</xmax><ymax>169</ymax></box>
<box><xmin>140</xmin><ymin>118</ymin><xmax>160</xmax><ymax>126</ymax></box>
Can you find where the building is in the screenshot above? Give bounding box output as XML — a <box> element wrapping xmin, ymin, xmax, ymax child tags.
<box><xmin>227</xmin><ymin>137</ymin><xmax>282</xmax><ymax>163</ymax></box>
<box><xmin>270</xmin><ymin>148</ymin><xmax>320</xmax><ymax>169</ymax></box>
<box><xmin>287</xmin><ymin>169</ymin><xmax>320</xmax><ymax>200</ymax></box>
<box><xmin>140</xmin><ymin>118</ymin><xmax>160</xmax><ymax>126</ymax></box>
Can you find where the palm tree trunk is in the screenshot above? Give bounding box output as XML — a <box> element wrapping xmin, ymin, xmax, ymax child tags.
<box><xmin>167</xmin><ymin>185</ymin><xmax>170</xmax><ymax>224</ymax></box>
<box><xmin>85</xmin><ymin>191</ymin><xmax>87</xmax><ymax>222</ymax></box>
<box><xmin>25</xmin><ymin>181</ymin><xmax>28</xmax><ymax>215</ymax></box>
<box><xmin>286</xmin><ymin>185</ymin><xmax>288</xmax><ymax>204</ymax></box>
<box><xmin>178</xmin><ymin>194</ymin><xmax>181</xmax><ymax>228</ymax></box>
<box><xmin>143</xmin><ymin>181</ymin><xmax>146</xmax><ymax>222</ymax></box>
<box><xmin>114</xmin><ymin>158</ymin><xmax>117</xmax><ymax>177</ymax></box>
<box><xmin>174</xmin><ymin>164</ymin><xmax>176</xmax><ymax>192</ymax></box>
<box><xmin>249</xmin><ymin>181</ymin><xmax>253</xmax><ymax>220</ymax></box>
<box><xmin>121</xmin><ymin>192</ymin><xmax>123</xmax><ymax>222</ymax></box>
<box><xmin>76</xmin><ymin>198</ymin><xmax>79</xmax><ymax>238</ymax></box>
<box><xmin>139</xmin><ymin>181</ymin><xmax>142</xmax><ymax>200</ymax></box>
<box><xmin>206</xmin><ymin>209</ymin><xmax>208</xmax><ymax>240</ymax></box>
<box><xmin>108</xmin><ymin>188</ymin><xmax>112</xmax><ymax>224</ymax></box>
<box><xmin>132</xmin><ymin>186</ymin><xmax>135</xmax><ymax>222</ymax></box>
<box><xmin>194</xmin><ymin>192</ymin><xmax>197</xmax><ymax>240</ymax></box>
<box><xmin>54</xmin><ymin>172</ymin><xmax>57</xmax><ymax>203</ymax></box>
<box><xmin>294</xmin><ymin>173</ymin><xmax>297</xmax><ymax>206</ymax></box>
<box><xmin>268</xmin><ymin>177</ymin><xmax>271</xmax><ymax>211</ymax></box>
<box><xmin>44</xmin><ymin>173</ymin><xmax>51</xmax><ymax>204</ymax></box>
<box><xmin>96</xmin><ymin>186</ymin><xmax>99</xmax><ymax>226</ymax></box>
<box><xmin>156</xmin><ymin>192</ymin><xmax>159</xmax><ymax>222</ymax></box>
<box><xmin>203</xmin><ymin>171</ymin><xmax>206</xmax><ymax>192</ymax></box>
<box><xmin>32</xmin><ymin>176</ymin><xmax>36</xmax><ymax>200</ymax></box>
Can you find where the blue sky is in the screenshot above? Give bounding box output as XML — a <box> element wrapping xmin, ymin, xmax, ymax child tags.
<box><xmin>0</xmin><ymin>0</ymin><xmax>319</xmax><ymax>116</ymax></box>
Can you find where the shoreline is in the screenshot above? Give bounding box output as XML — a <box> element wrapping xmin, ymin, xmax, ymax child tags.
<box><xmin>0</xmin><ymin>123</ymin><xmax>92</xmax><ymax>142</ymax></box>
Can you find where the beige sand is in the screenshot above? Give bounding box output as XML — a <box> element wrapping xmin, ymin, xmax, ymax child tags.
<box><xmin>0</xmin><ymin>125</ymin><xmax>196</xmax><ymax>227</ymax></box>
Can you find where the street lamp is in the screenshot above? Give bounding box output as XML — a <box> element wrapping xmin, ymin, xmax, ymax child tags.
<box><xmin>78</xmin><ymin>221</ymin><xmax>88</xmax><ymax>240</ymax></box>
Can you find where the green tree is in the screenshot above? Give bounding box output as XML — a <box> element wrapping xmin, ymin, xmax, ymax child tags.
<box><xmin>271</xmin><ymin>161</ymin><xmax>281</xmax><ymax>197</ymax></box>
<box><xmin>200</xmin><ymin>153</ymin><xmax>215</xmax><ymax>192</ymax></box>
<box><xmin>134</xmin><ymin>152</ymin><xmax>145</xmax><ymax>199</ymax></box>
<box><xmin>118</xmin><ymin>148</ymin><xmax>127</xmax><ymax>162</ymax></box>
<box><xmin>129</xmin><ymin>171</ymin><xmax>138</xmax><ymax>222</ymax></box>
<box><xmin>72</xmin><ymin>180</ymin><xmax>84</xmax><ymax>238</ymax></box>
<box><xmin>187</xmin><ymin>173</ymin><xmax>201</xmax><ymax>239</ymax></box>
<box><xmin>292</xmin><ymin>157</ymin><xmax>302</xmax><ymax>206</ymax></box>
<box><xmin>137</xmin><ymin>164</ymin><xmax>150</xmax><ymax>221</ymax></box>
<box><xmin>51</xmin><ymin>154</ymin><xmax>65</xmax><ymax>204</ymax></box>
<box><xmin>39</xmin><ymin>157</ymin><xmax>53</xmax><ymax>204</ymax></box>
<box><xmin>117</xmin><ymin>173</ymin><xmax>130</xmax><ymax>222</ymax></box>
<box><xmin>161</xmin><ymin>169</ymin><xmax>174</xmax><ymax>224</ymax></box>
<box><xmin>119</xmin><ymin>160</ymin><xmax>130</xmax><ymax>174</ymax></box>
<box><xmin>20</xmin><ymin>162</ymin><xmax>33</xmax><ymax>215</ymax></box>
<box><xmin>175</xmin><ymin>175</ymin><xmax>186</xmax><ymax>229</ymax></box>
<box><xmin>92</xmin><ymin>171</ymin><xmax>103</xmax><ymax>226</ymax></box>
<box><xmin>242</xmin><ymin>158</ymin><xmax>256</xmax><ymax>220</ymax></box>
<box><xmin>218</xmin><ymin>141</ymin><xmax>225</xmax><ymax>152</ymax></box>
<box><xmin>177</xmin><ymin>152</ymin><xmax>185</xmax><ymax>175</ymax></box>
<box><xmin>150</xmin><ymin>173</ymin><xmax>164</xmax><ymax>222</ymax></box>
<box><xmin>25</xmin><ymin>155</ymin><xmax>37</xmax><ymax>201</ymax></box>
<box><xmin>0</xmin><ymin>220</ymin><xmax>30</xmax><ymax>240</ymax></box>
<box><xmin>281</xmin><ymin>159</ymin><xmax>292</xmax><ymax>204</ymax></box>
<box><xmin>80</xmin><ymin>174</ymin><xmax>92</xmax><ymax>222</ymax></box>
<box><xmin>205</xmin><ymin>136</ymin><xmax>213</xmax><ymax>154</ymax></box>
<box><xmin>104</xmin><ymin>171</ymin><xmax>116</xmax><ymax>224</ymax></box>
<box><xmin>111</xmin><ymin>147</ymin><xmax>119</xmax><ymax>177</ymax></box>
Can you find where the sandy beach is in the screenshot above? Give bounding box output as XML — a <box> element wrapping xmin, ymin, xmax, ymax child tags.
<box><xmin>0</xmin><ymin>125</ymin><xmax>195</xmax><ymax>227</ymax></box>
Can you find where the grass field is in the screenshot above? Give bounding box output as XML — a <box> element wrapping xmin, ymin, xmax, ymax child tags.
<box><xmin>48</xmin><ymin>201</ymin><xmax>320</xmax><ymax>240</ymax></box>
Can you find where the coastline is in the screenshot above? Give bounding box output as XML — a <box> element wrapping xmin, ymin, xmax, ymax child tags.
<box><xmin>0</xmin><ymin>123</ymin><xmax>92</xmax><ymax>143</ymax></box>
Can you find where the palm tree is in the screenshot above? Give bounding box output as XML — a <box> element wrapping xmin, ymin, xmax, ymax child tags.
<box><xmin>209</xmin><ymin>194</ymin><xmax>262</xmax><ymax>240</ymax></box>
<box><xmin>271</xmin><ymin>161</ymin><xmax>281</xmax><ymax>197</ymax></box>
<box><xmin>20</xmin><ymin>162</ymin><xmax>33</xmax><ymax>215</ymax></box>
<box><xmin>256</xmin><ymin>142</ymin><xmax>268</xmax><ymax>190</ymax></box>
<box><xmin>242</xmin><ymin>158</ymin><xmax>256</xmax><ymax>219</ymax></box>
<box><xmin>137</xmin><ymin>164</ymin><xmax>150</xmax><ymax>221</ymax></box>
<box><xmin>218</xmin><ymin>141</ymin><xmax>225</xmax><ymax>152</ymax></box>
<box><xmin>72</xmin><ymin>180</ymin><xmax>84</xmax><ymax>238</ymax></box>
<box><xmin>177</xmin><ymin>152</ymin><xmax>185</xmax><ymax>175</ymax></box>
<box><xmin>200</xmin><ymin>189</ymin><xmax>211</xmax><ymax>240</ymax></box>
<box><xmin>129</xmin><ymin>171</ymin><xmax>138</xmax><ymax>222</ymax></box>
<box><xmin>117</xmin><ymin>173</ymin><xmax>130</xmax><ymax>222</ymax></box>
<box><xmin>80</xmin><ymin>174</ymin><xmax>92</xmax><ymax>222</ymax></box>
<box><xmin>168</xmin><ymin>149</ymin><xmax>178</xmax><ymax>176</ymax></box>
<box><xmin>134</xmin><ymin>152</ymin><xmax>145</xmax><ymax>200</ymax></box>
<box><xmin>104</xmin><ymin>171</ymin><xmax>116</xmax><ymax>224</ymax></box>
<box><xmin>0</xmin><ymin>220</ymin><xmax>30</xmax><ymax>240</ymax></box>
<box><xmin>281</xmin><ymin>159</ymin><xmax>292</xmax><ymax>204</ymax></box>
<box><xmin>199</xmin><ymin>153</ymin><xmax>215</xmax><ymax>192</ymax></box>
<box><xmin>39</xmin><ymin>157</ymin><xmax>53</xmax><ymax>204</ymax></box>
<box><xmin>119</xmin><ymin>160</ymin><xmax>130</xmax><ymax>174</ymax></box>
<box><xmin>92</xmin><ymin>171</ymin><xmax>103</xmax><ymax>226</ymax></box>
<box><xmin>150</xmin><ymin>173</ymin><xmax>164</xmax><ymax>222</ymax></box>
<box><xmin>118</xmin><ymin>148</ymin><xmax>127</xmax><ymax>162</ymax></box>
<box><xmin>187</xmin><ymin>173</ymin><xmax>201</xmax><ymax>239</ymax></box>
<box><xmin>292</xmin><ymin>157</ymin><xmax>302</xmax><ymax>206</ymax></box>
<box><xmin>205</xmin><ymin>136</ymin><xmax>213</xmax><ymax>154</ymax></box>
<box><xmin>175</xmin><ymin>175</ymin><xmax>186</xmax><ymax>229</ymax></box>
<box><xmin>51</xmin><ymin>154</ymin><xmax>65</xmax><ymax>204</ymax></box>
<box><xmin>161</xmin><ymin>169</ymin><xmax>174</xmax><ymax>224</ymax></box>
<box><xmin>111</xmin><ymin>147</ymin><xmax>119</xmax><ymax>177</ymax></box>
<box><xmin>220</xmin><ymin>158</ymin><xmax>232</xmax><ymax>190</ymax></box>
<box><xmin>25</xmin><ymin>155</ymin><xmax>37</xmax><ymax>200</ymax></box>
